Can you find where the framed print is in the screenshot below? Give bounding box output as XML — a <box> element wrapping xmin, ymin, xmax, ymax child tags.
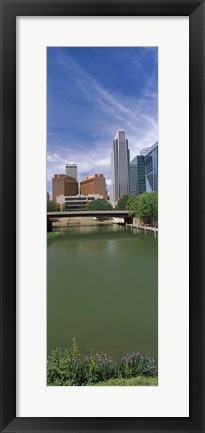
<box><xmin>0</xmin><ymin>0</ymin><xmax>205</xmax><ymax>432</ymax></box>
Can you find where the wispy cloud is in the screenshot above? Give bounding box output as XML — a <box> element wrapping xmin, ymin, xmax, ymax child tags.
<box><xmin>47</xmin><ymin>47</ymin><xmax>158</xmax><ymax>193</ymax></box>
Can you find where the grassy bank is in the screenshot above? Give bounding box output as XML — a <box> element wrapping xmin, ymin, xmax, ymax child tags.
<box><xmin>47</xmin><ymin>339</ymin><xmax>157</xmax><ymax>386</ymax></box>
<box><xmin>91</xmin><ymin>376</ymin><xmax>158</xmax><ymax>386</ymax></box>
<box><xmin>47</xmin><ymin>231</ymin><xmax>61</xmax><ymax>240</ymax></box>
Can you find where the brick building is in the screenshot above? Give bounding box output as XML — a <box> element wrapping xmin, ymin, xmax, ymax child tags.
<box><xmin>52</xmin><ymin>174</ymin><xmax>78</xmax><ymax>202</ymax></box>
<box><xmin>80</xmin><ymin>174</ymin><xmax>107</xmax><ymax>200</ymax></box>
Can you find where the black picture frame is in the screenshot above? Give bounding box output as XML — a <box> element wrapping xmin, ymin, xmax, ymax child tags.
<box><xmin>0</xmin><ymin>0</ymin><xmax>204</xmax><ymax>432</ymax></box>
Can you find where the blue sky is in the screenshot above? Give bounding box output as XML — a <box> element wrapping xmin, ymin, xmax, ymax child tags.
<box><xmin>47</xmin><ymin>47</ymin><xmax>158</xmax><ymax>195</ymax></box>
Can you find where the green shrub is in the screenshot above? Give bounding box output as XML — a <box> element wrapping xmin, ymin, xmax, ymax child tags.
<box><xmin>47</xmin><ymin>339</ymin><xmax>158</xmax><ymax>386</ymax></box>
<box><xmin>121</xmin><ymin>352</ymin><xmax>157</xmax><ymax>378</ymax></box>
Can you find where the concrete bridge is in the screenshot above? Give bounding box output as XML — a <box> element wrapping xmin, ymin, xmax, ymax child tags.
<box><xmin>47</xmin><ymin>210</ymin><xmax>133</xmax><ymax>232</ymax></box>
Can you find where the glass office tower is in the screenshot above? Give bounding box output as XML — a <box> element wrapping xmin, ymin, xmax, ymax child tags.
<box><xmin>129</xmin><ymin>155</ymin><xmax>146</xmax><ymax>195</ymax></box>
<box><xmin>141</xmin><ymin>142</ymin><xmax>158</xmax><ymax>192</ymax></box>
<box><xmin>111</xmin><ymin>130</ymin><xmax>130</xmax><ymax>205</ymax></box>
<box><xmin>130</xmin><ymin>141</ymin><xmax>158</xmax><ymax>196</ymax></box>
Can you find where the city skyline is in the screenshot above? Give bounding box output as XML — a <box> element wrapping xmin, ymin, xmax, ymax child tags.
<box><xmin>47</xmin><ymin>47</ymin><xmax>158</xmax><ymax>194</ymax></box>
<box><xmin>50</xmin><ymin>137</ymin><xmax>157</xmax><ymax>201</ymax></box>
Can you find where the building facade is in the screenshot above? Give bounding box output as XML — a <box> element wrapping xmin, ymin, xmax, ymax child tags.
<box><xmin>80</xmin><ymin>174</ymin><xmax>107</xmax><ymax>200</ymax></box>
<box><xmin>65</xmin><ymin>163</ymin><xmax>77</xmax><ymax>180</ymax></box>
<box><xmin>111</xmin><ymin>130</ymin><xmax>130</xmax><ymax>205</ymax></box>
<box><xmin>129</xmin><ymin>155</ymin><xmax>146</xmax><ymax>195</ymax></box>
<box><xmin>62</xmin><ymin>194</ymin><xmax>103</xmax><ymax>211</ymax></box>
<box><xmin>52</xmin><ymin>174</ymin><xmax>78</xmax><ymax>202</ymax></box>
<box><xmin>129</xmin><ymin>141</ymin><xmax>158</xmax><ymax>195</ymax></box>
<box><xmin>141</xmin><ymin>141</ymin><xmax>158</xmax><ymax>193</ymax></box>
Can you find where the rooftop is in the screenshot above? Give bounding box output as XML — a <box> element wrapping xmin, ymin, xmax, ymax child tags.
<box><xmin>114</xmin><ymin>129</ymin><xmax>126</xmax><ymax>140</ymax></box>
<box><xmin>80</xmin><ymin>174</ymin><xmax>104</xmax><ymax>182</ymax></box>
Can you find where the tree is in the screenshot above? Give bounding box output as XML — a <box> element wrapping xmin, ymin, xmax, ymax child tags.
<box><xmin>150</xmin><ymin>192</ymin><xmax>158</xmax><ymax>226</ymax></box>
<box><xmin>127</xmin><ymin>192</ymin><xmax>158</xmax><ymax>226</ymax></box>
<box><xmin>115</xmin><ymin>195</ymin><xmax>130</xmax><ymax>210</ymax></box>
<box><xmin>137</xmin><ymin>192</ymin><xmax>158</xmax><ymax>226</ymax></box>
<box><xmin>127</xmin><ymin>195</ymin><xmax>139</xmax><ymax>214</ymax></box>
<box><xmin>47</xmin><ymin>200</ymin><xmax>60</xmax><ymax>212</ymax></box>
<box><xmin>55</xmin><ymin>203</ymin><xmax>61</xmax><ymax>211</ymax></box>
<box><xmin>87</xmin><ymin>198</ymin><xmax>113</xmax><ymax>211</ymax></box>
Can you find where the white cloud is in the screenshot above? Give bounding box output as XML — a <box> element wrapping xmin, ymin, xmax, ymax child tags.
<box><xmin>47</xmin><ymin>49</ymin><xmax>158</xmax><ymax>193</ymax></box>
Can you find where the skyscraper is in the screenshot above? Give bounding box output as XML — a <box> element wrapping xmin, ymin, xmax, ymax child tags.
<box><xmin>65</xmin><ymin>163</ymin><xmax>77</xmax><ymax>180</ymax></box>
<box><xmin>129</xmin><ymin>142</ymin><xmax>158</xmax><ymax>196</ymax></box>
<box><xmin>129</xmin><ymin>155</ymin><xmax>146</xmax><ymax>195</ymax></box>
<box><xmin>141</xmin><ymin>142</ymin><xmax>158</xmax><ymax>192</ymax></box>
<box><xmin>111</xmin><ymin>130</ymin><xmax>130</xmax><ymax>205</ymax></box>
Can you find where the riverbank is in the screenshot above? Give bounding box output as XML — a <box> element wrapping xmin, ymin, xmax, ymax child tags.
<box><xmin>92</xmin><ymin>376</ymin><xmax>158</xmax><ymax>386</ymax></box>
<box><xmin>52</xmin><ymin>217</ymin><xmax>113</xmax><ymax>228</ymax></box>
<box><xmin>129</xmin><ymin>224</ymin><xmax>158</xmax><ymax>233</ymax></box>
<box><xmin>47</xmin><ymin>231</ymin><xmax>61</xmax><ymax>240</ymax></box>
<box><xmin>47</xmin><ymin>339</ymin><xmax>158</xmax><ymax>387</ymax></box>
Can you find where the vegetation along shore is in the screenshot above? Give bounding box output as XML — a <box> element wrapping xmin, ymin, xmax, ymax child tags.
<box><xmin>47</xmin><ymin>339</ymin><xmax>158</xmax><ymax>386</ymax></box>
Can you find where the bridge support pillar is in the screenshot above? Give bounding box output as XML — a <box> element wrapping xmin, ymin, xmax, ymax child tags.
<box><xmin>47</xmin><ymin>217</ymin><xmax>53</xmax><ymax>233</ymax></box>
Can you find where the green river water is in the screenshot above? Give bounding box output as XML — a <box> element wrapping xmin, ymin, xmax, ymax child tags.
<box><xmin>47</xmin><ymin>225</ymin><xmax>158</xmax><ymax>360</ymax></box>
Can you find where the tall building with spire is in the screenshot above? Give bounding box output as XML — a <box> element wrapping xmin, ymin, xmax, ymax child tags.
<box><xmin>111</xmin><ymin>130</ymin><xmax>130</xmax><ymax>205</ymax></box>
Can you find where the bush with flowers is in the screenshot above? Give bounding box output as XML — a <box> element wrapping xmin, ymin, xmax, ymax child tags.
<box><xmin>47</xmin><ymin>338</ymin><xmax>157</xmax><ymax>386</ymax></box>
